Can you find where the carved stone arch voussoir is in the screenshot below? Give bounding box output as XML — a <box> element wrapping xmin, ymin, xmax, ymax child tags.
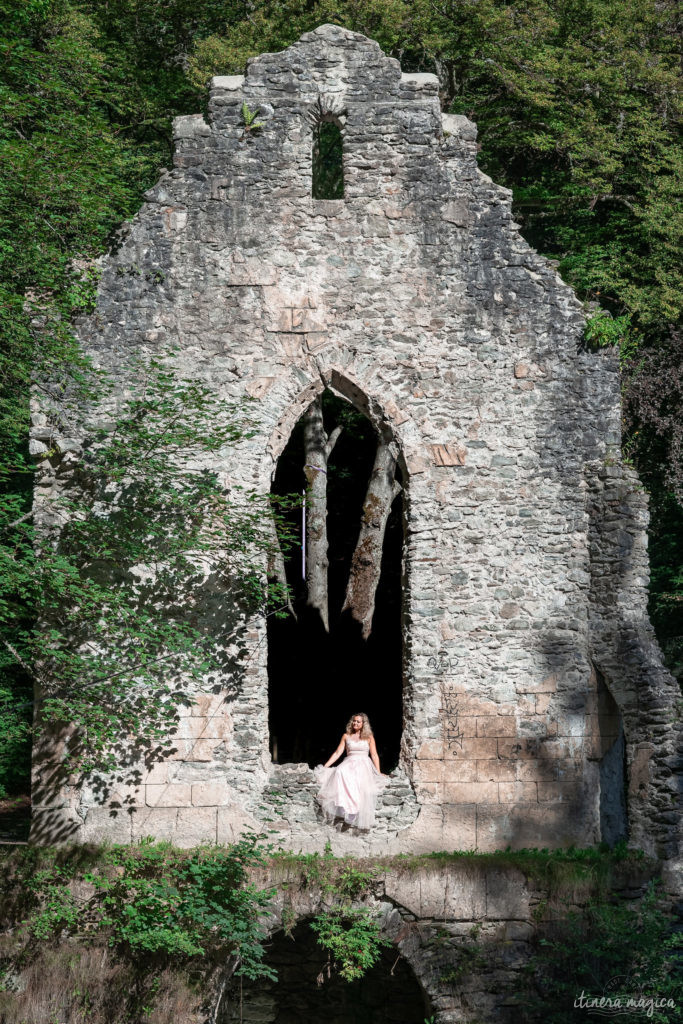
<box><xmin>306</xmin><ymin>94</ymin><xmax>348</xmax><ymax>130</ymax></box>
<box><xmin>265</xmin><ymin>367</ymin><xmax>408</xmax><ymax>472</ymax></box>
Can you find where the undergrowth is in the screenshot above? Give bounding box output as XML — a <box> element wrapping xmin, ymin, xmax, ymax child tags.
<box><xmin>521</xmin><ymin>882</ymin><xmax>683</xmax><ymax>1023</ymax></box>
<box><xmin>0</xmin><ymin>835</ymin><xmax>275</xmax><ymax>1024</ymax></box>
<box><xmin>0</xmin><ymin>840</ymin><xmax>676</xmax><ymax>1023</ymax></box>
<box><xmin>273</xmin><ymin>842</ymin><xmax>390</xmax><ymax>981</ymax></box>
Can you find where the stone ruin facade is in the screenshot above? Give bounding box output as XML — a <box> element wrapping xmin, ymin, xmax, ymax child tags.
<box><xmin>31</xmin><ymin>25</ymin><xmax>681</xmax><ymax>868</ymax></box>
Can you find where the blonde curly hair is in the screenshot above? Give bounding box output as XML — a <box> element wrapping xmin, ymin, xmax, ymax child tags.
<box><xmin>346</xmin><ymin>712</ymin><xmax>373</xmax><ymax>740</ymax></box>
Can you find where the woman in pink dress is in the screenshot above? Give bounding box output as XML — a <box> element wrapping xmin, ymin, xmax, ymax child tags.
<box><xmin>314</xmin><ymin>713</ymin><xmax>387</xmax><ymax>829</ymax></box>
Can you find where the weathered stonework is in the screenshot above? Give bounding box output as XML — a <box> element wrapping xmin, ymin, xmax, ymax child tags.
<box><xmin>221</xmin><ymin>856</ymin><xmax>661</xmax><ymax>1024</ymax></box>
<box><xmin>30</xmin><ymin>25</ymin><xmax>681</xmax><ymax>866</ymax></box>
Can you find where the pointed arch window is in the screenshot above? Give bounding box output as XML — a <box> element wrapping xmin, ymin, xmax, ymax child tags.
<box><xmin>312</xmin><ymin>119</ymin><xmax>344</xmax><ymax>199</ymax></box>
<box><xmin>268</xmin><ymin>388</ymin><xmax>404</xmax><ymax>770</ymax></box>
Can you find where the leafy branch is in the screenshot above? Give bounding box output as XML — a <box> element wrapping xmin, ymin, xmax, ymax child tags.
<box><xmin>280</xmin><ymin>845</ymin><xmax>391</xmax><ymax>982</ymax></box>
<box><xmin>19</xmin><ymin>836</ymin><xmax>276</xmax><ymax>980</ymax></box>
<box><xmin>2</xmin><ymin>358</ymin><xmax>298</xmax><ymax>773</ymax></box>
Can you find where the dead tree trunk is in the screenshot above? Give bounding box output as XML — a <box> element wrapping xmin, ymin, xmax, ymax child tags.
<box><xmin>267</xmin><ymin>518</ymin><xmax>295</xmax><ymax>619</ymax></box>
<box><xmin>303</xmin><ymin>397</ymin><xmax>341</xmax><ymax>631</ymax></box>
<box><xmin>343</xmin><ymin>439</ymin><xmax>401</xmax><ymax>639</ymax></box>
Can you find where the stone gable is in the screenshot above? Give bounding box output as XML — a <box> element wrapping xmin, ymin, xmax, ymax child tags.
<box><xmin>31</xmin><ymin>25</ymin><xmax>681</xmax><ymax>867</ymax></box>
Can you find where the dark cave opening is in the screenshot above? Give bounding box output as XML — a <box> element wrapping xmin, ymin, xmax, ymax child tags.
<box><xmin>223</xmin><ymin>919</ymin><xmax>431</xmax><ymax>1024</ymax></box>
<box><xmin>268</xmin><ymin>390</ymin><xmax>404</xmax><ymax>772</ymax></box>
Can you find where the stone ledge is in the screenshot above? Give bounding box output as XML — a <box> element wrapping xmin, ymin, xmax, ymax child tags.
<box><xmin>210</xmin><ymin>75</ymin><xmax>245</xmax><ymax>92</ymax></box>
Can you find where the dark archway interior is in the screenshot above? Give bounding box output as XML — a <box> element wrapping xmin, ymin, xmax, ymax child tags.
<box><xmin>596</xmin><ymin>669</ymin><xmax>628</xmax><ymax>846</ymax></box>
<box><xmin>223</xmin><ymin>920</ymin><xmax>431</xmax><ymax>1024</ymax></box>
<box><xmin>268</xmin><ymin>390</ymin><xmax>403</xmax><ymax>771</ymax></box>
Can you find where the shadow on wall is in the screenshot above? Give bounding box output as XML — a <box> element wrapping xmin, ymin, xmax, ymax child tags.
<box><xmin>29</xmin><ymin>567</ymin><xmax>253</xmax><ymax>842</ymax></box>
<box><xmin>529</xmin><ymin>639</ymin><xmax>628</xmax><ymax>850</ymax></box>
<box><xmin>585</xmin><ymin>460</ymin><xmax>682</xmax><ymax>859</ymax></box>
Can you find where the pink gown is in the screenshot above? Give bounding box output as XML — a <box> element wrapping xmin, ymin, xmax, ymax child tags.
<box><xmin>314</xmin><ymin>738</ymin><xmax>387</xmax><ymax>829</ymax></box>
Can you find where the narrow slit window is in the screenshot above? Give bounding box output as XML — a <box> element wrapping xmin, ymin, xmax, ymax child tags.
<box><xmin>312</xmin><ymin>120</ymin><xmax>344</xmax><ymax>199</ymax></box>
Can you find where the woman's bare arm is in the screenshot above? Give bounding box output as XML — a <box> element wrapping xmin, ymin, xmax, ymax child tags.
<box><xmin>369</xmin><ymin>735</ymin><xmax>381</xmax><ymax>773</ymax></box>
<box><xmin>324</xmin><ymin>734</ymin><xmax>347</xmax><ymax>768</ymax></box>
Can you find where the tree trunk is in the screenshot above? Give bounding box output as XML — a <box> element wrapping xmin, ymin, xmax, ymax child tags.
<box><xmin>267</xmin><ymin>519</ymin><xmax>295</xmax><ymax>619</ymax></box>
<box><xmin>343</xmin><ymin>439</ymin><xmax>401</xmax><ymax>640</ymax></box>
<box><xmin>303</xmin><ymin>397</ymin><xmax>341</xmax><ymax>631</ymax></box>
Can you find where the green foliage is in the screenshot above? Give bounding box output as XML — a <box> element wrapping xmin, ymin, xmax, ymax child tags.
<box><xmin>0</xmin><ymin>680</ymin><xmax>32</xmax><ymax>798</ymax></box>
<box><xmin>240</xmin><ymin>101</ymin><xmax>265</xmax><ymax>134</ymax></box>
<box><xmin>275</xmin><ymin>844</ymin><xmax>389</xmax><ymax>983</ymax></box>
<box><xmin>310</xmin><ymin>906</ymin><xmax>391</xmax><ymax>982</ymax></box>
<box><xmin>583</xmin><ymin>310</ymin><xmax>638</xmax><ymax>364</ymax></box>
<box><xmin>274</xmin><ymin>842</ymin><xmax>379</xmax><ymax>898</ymax></box>
<box><xmin>16</xmin><ymin>837</ymin><xmax>276</xmax><ymax>979</ymax></box>
<box><xmin>26</xmin><ymin>866</ymin><xmax>82</xmax><ymax>939</ymax></box>
<box><xmin>0</xmin><ymin>0</ymin><xmax>253</xmax><ymax>791</ymax></box>
<box><xmin>1</xmin><ymin>357</ymin><xmax>296</xmax><ymax>773</ymax></box>
<box><xmin>647</xmin><ymin>492</ymin><xmax>683</xmax><ymax>681</ymax></box>
<box><xmin>522</xmin><ymin>883</ymin><xmax>683</xmax><ymax>1023</ymax></box>
<box><xmin>0</xmin><ymin>836</ymin><xmax>276</xmax><ymax>1021</ymax></box>
<box><xmin>0</xmin><ymin>0</ymin><xmax>172</xmax><ymax>473</ymax></box>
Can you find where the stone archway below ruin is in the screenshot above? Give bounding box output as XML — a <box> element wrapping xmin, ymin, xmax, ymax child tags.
<box><xmin>222</xmin><ymin>919</ymin><xmax>432</xmax><ymax>1024</ymax></box>
<box><xmin>217</xmin><ymin>856</ymin><xmax>664</xmax><ymax>1024</ymax></box>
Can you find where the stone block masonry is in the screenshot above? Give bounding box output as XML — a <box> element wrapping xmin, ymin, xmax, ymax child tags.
<box><xmin>30</xmin><ymin>25</ymin><xmax>681</xmax><ymax>870</ymax></box>
<box><xmin>231</xmin><ymin>853</ymin><xmax>663</xmax><ymax>1024</ymax></box>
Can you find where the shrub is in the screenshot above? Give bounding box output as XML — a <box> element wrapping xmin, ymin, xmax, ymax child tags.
<box><xmin>523</xmin><ymin>883</ymin><xmax>683</xmax><ymax>1023</ymax></box>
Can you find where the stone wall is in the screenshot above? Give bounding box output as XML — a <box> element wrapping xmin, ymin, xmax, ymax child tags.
<box><xmin>0</xmin><ymin>849</ymin><xmax>663</xmax><ymax>1024</ymax></box>
<box><xmin>222</xmin><ymin>856</ymin><xmax>661</xmax><ymax>1024</ymax></box>
<box><xmin>586</xmin><ymin>463</ymin><xmax>681</xmax><ymax>863</ymax></box>
<box><xmin>30</xmin><ymin>24</ymin><xmax>681</xmax><ymax>865</ymax></box>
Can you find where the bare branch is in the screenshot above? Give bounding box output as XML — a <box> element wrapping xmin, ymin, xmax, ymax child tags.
<box><xmin>3</xmin><ymin>509</ymin><xmax>34</xmax><ymax>531</ymax></box>
<box><xmin>325</xmin><ymin>424</ymin><xmax>342</xmax><ymax>458</ymax></box>
<box><xmin>1</xmin><ymin>637</ymin><xmax>33</xmax><ymax>677</ymax></box>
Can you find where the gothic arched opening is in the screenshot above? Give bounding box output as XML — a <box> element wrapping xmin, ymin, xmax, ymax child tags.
<box><xmin>268</xmin><ymin>390</ymin><xmax>403</xmax><ymax>771</ymax></box>
<box><xmin>223</xmin><ymin>920</ymin><xmax>431</xmax><ymax>1023</ymax></box>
